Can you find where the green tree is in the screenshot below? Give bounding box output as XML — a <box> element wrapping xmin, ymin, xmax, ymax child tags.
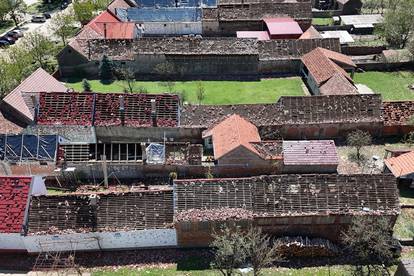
<box><xmin>196</xmin><ymin>81</ymin><xmax>205</xmax><ymax>105</ymax></box>
<box><xmin>211</xmin><ymin>226</ymin><xmax>247</xmax><ymax>276</ymax></box>
<box><xmin>22</xmin><ymin>32</ymin><xmax>55</xmax><ymax>69</ymax></box>
<box><xmin>3</xmin><ymin>0</ymin><xmax>26</xmax><ymax>27</ymax></box>
<box><xmin>116</xmin><ymin>67</ymin><xmax>136</xmax><ymax>93</ymax></box>
<box><xmin>378</xmin><ymin>0</ymin><xmax>414</xmax><ymax>49</ymax></box>
<box><xmin>82</xmin><ymin>79</ymin><xmax>91</xmax><ymax>92</ymax></box>
<box><xmin>342</xmin><ymin>216</ymin><xmax>397</xmax><ymax>276</ymax></box>
<box><xmin>73</xmin><ymin>0</ymin><xmax>95</xmax><ymax>25</ymax></box>
<box><xmin>347</xmin><ymin>130</ymin><xmax>372</xmax><ymax>160</ymax></box>
<box><xmin>50</xmin><ymin>10</ymin><xmax>76</xmax><ymax>45</ymax></box>
<box><xmin>99</xmin><ymin>55</ymin><xmax>114</xmax><ymax>82</ymax></box>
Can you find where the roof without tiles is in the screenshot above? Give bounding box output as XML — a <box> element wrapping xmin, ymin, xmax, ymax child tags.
<box><xmin>0</xmin><ymin>176</ymin><xmax>32</xmax><ymax>233</ymax></box>
<box><xmin>237</xmin><ymin>31</ymin><xmax>270</xmax><ymax>41</ymax></box>
<box><xmin>283</xmin><ymin>140</ymin><xmax>339</xmax><ymax>166</ymax></box>
<box><xmin>301</xmin><ymin>47</ymin><xmax>356</xmax><ymax>88</ymax></box>
<box><xmin>2</xmin><ymin>68</ymin><xmax>67</xmax><ymax>122</ymax></box>
<box><xmin>385</xmin><ymin>151</ymin><xmax>414</xmax><ymax>177</ymax></box>
<box><xmin>202</xmin><ymin>114</ymin><xmax>262</xmax><ymax>160</ymax></box>
<box><xmin>0</xmin><ymin>111</ymin><xmax>23</xmax><ymax>134</ymax></box>
<box><xmin>108</xmin><ymin>0</ymin><xmax>136</xmax><ymax>14</ymax></box>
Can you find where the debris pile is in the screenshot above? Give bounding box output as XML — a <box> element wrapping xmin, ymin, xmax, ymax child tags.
<box><xmin>175</xmin><ymin>208</ymin><xmax>254</xmax><ymax>222</ymax></box>
<box><xmin>274</xmin><ymin>236</ymin><xmax>341</xmax><ymax>257</ymax></box>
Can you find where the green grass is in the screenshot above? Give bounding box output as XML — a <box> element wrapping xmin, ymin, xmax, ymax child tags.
<box><xmin>312</xmin><ymin>17</ymin><xmax>333</xmax><ymax>26</ymax></box>
<box><xmin>92</xmin><ymin>266</ymin><xmax>353</xmax><ymax>276</ymax></box>
<box><xmin>64</xmin><ymin>78</ymin><xmax>305</xmax><ymax>105</ymax></box>
<box><xmin>394</xmin><ymin>209</ymin><xmax>414</xmax><ymax>239</ymax></box>
<box><xmin>47</xmin><ymin>188</ymin><xmax>65</xmax><ymax>195</ymax></box>
<box><xmin>0</xmin><ymin>20</ymin><xmax>14</xmax><ymax>35</ymax></box>
<box><xmin>354</xmin><ymin>71</ymin><xmax>414</xmax><ymax>101</ymax></box>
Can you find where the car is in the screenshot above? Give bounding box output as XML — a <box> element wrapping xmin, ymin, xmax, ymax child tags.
<box><xmin>43</xmin><ymin>12</ymin><xmax>51</xmax><ymax>19</ymax></box>
<box><xmin>7</xmin><ymin>30</ymin><xmax>23</xmax><ymax>38</ymax></box>
<box><xmin>31</xmin><ymin>15</ymin><xmax>47</xmax><ymax>23</ymax></box>
<box><xmin>0</xmin><ymin>40</ymin><xmax>10</xmax><ymax>48</ymax></box>
<box><xmin>0</xmin><ymin>36</ymin><xmax>15</xmax><ymax>45</ymax></box>
<box><xmin>60</xmin><ymin>2</ymin><xmax>68</xmax><ymax>9</ymax></box>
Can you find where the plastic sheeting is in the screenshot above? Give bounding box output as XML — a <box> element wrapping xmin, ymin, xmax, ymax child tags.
<box><xmin>146</xmin><ymin>143</ymin><xmax>165</xmax><ymax>164</ymax></box>
<box><xmin>0</xmin><ymin>134</ymin><xmax>59</xmax><ymax>161</ymax></box>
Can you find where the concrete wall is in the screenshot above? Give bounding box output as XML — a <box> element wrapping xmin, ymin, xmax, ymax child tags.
<box><xmin>0</xmin><ymin>233</ymin><xmax>26</xmax><ymax>251</ymax></box>
<box><xmin>22</xmin><ymin>229</ymin><xmax>177</xmax><ymax>253</ymax></box>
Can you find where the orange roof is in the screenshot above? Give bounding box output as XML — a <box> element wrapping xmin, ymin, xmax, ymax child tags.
<box><xmin>0</xmin><ymin>111</ymin><xmax>22</xmax><ymax>134</ymax></box>
<box><xmin>202</xmin><ymin>114</ymin><xmax>261</xmax><ymax>160</ymax></box>
<box><xmin>77</xmin><ymin>11</ymin><xmax>136</xmax><ymax>40</ymax></box>
<box><xmin>2</xmin><ymin>68</ymin><xmax>67</xmax><ymax>122</ymax></box>
<box><xmin>299</xmin><ymin>26</ymin><xmax>323</xmax><ymax>39</ymax></box>
<box><xmin>301</xmin><ymin>47</ymin><xmax>356</xmax><ymax>86</ymax></box>
<box><xmin>319</xmin><ymin>73</ymin><xmax>358</xmax><ymax>95</ymax></box>
<box><xmin>385</xmin><ymin>151</ymin><xmax>414</xmax><ymax>177</ymax></box>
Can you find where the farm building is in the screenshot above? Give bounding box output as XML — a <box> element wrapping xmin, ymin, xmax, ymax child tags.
<box><xmin>174</xmin><ymin>174</ymin><xmax>399</xmax><ymax>247</ymax></box>
<box><xmin>300</xmin><ymin>47</ymin><xmax>357</xmax><ymax>95</ymax></box>
<box><xmin>263</xmin><ymin>18</ymin><xmax>303</xmax><ymax>39</ymax></box>
<box><xmin>384</xmin><ymin>151</ymin><xmax>414</xmax><ymax>185</ymax></box>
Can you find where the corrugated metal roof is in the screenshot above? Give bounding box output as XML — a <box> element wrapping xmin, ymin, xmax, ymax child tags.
<box><xmin>237</xmin><ymin>31</ymin><xmax>270</xmax><ymax>41</ymax></box>
<box><xmin>264</xmin><ymin>18</ymin><xmax>303</xmax><ymax>36</ymax></box>
<box><xmin>2</xmin><ymin>68</ymin><xmax>67</xmax><ymax>122</ymax></box>
<box><xmin>385</xmin><ymin>151</ymin><xmax>414</xmax><ymax>177</ymax></box>
<box><xmin>340</xmin><ymin>14</ymin><xmax>383</xmax><ymax>26</ymax></box>
<box><xmin>321</xmin><ymin>30</ymin><xmax>354</xmax><ymax>44</ymax></box>
<box><xmin>283</xmin><ymin>140</ymin><xmax>339</xmax><ymax>166</ymax></box>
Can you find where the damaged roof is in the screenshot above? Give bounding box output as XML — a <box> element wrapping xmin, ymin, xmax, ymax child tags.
<box><xmin>283</xmin><ymin>140</ymin><xmax>339</xmax><ymax>166</ymax></box>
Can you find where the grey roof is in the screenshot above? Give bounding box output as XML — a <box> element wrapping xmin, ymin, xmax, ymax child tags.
<box><xmin>340</xmin><ymin>14</ymin><xmax>383</xmax><ymax>26</ymax></box>
<box><xmin>23</xmin><ymin>125</ymin><xmax>96</xmax><ymax>144</ymax></box>
<box><xmin>125</xmin><ymin>7</ymin><xmax>202</xmax><ymax>22</ymax></box>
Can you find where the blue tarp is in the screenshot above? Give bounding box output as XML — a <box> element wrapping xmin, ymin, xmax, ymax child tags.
<box><xmin>133</xmin><ymin>0</ymin><xmax>217</xmax><ymax>8</ymax></box>
<box><xmin>126</xmin><ymin>7</ymin><xmax>202</xmax><ymax>22</ymax></box>
<box><xmin>0</xmin><ymin>134</ymin><xmax>58</xmax><ymax>161</ymax></box>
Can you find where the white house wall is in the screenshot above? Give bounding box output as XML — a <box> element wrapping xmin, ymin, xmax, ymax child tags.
<box><xmin>0</xmin><ymin>233</ymin><xmax>26</xmax><ymax>251</ymax></box>
<box><xmin>23</xmin><ymin>229</ymin><xmax>177</xmax><ymax>253</ymax></box>
<box><xmin>142</xmin><ymin>22</ymin><xmax>202</xmax><ymax>35</ymax></box>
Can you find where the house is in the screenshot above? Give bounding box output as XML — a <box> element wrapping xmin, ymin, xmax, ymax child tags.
<box><xmin>202</xmin><ymin>114</ymin><xmax>282</xmax><ymax>166</ymax></box>
<box><xmin>282</xmin><ymin>140</ymin><xmax>339</xmax><ymax>173</ymax></box>
<box><xmin>336</xmin><ymin>0</ymin><xmax>362</xmax><ymax>15</ymax></box>
<box><xmin>0</xmin><ymin>68</ymin><xmax>67</xmax><ymax>126</ymax></box>
<box><xmin>300</xmin><ymin>47</ymin><xmax>357</xmax><ymax>95</ymax></box>
<box><xmin>384</xmin><ymin>151</ymin><xmax>414</xmax><ymax>186</ymax></box>
<box><xmin>299</xmin><ymin>26</ymin><xmax>323</xmax><ymax>39</ymax></box>
<box><xmin>263</xmin><ymin>18</ymin><xmax>303</xmax><ymax>39</ymax></box>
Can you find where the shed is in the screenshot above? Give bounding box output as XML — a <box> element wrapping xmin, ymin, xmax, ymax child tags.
<box><xmin>384</xmin><ymin>151</ymin><xmax>414</xmax><ymax>185</ymax></box>
<box><xmin>282</xmin><ymin>140</ymin><xmax>339</xmax><ymax>173</ymax></box>
<box><xmin>263</xmin><ymin>18</ymin><xmax>303</xmax><ymax>39</ymax></box>
<box><xmin>320</xmin><ymin>30</ymin><xmax>354</xmax><ymax>44</ymax></box>
<box><xmin>340</xmin><ymin>14</ymin><xmax>383</xmax><ymax>27</ymax></box>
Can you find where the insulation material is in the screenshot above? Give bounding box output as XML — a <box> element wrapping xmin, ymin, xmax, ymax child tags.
<box><xmin>146</xmin><ymin>143</ymin><xmax>165</xmax><ymax>164</ymax></box>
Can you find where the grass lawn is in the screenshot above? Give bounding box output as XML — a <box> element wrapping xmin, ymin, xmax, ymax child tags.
<box><xmin>394</xmin><ymin>208</ymin><xmax>414</xmax><ymax>239</ymax></box>
<box><xmin>0</xmin><ymin>20</ymin><xmax>14</xmax><ymax>35</ymax></box>
<box><xmin>92</xmin><ymin>265</ymin><xmax>353</xmax><ymax>276</ymax></box>
<box><xmin>64</xmin><ymin>78</ymin><xmax>305</xmax><ymax>105</ymax></box>
<box><xmin>312</xmin><ymin>17</ymin><xmax>333</xmax><ymax>26</ymax></box>
<box><xmin>354</xmin><ymin>71</ymin><xmax>414</xmax><ymax>101</ymax></box>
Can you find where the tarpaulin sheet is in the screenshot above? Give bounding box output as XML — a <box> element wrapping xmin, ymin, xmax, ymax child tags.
<box><xmin>0</xmin><ymin>134</ymin><xmax>58</xmax><ymax>161</ymax></box>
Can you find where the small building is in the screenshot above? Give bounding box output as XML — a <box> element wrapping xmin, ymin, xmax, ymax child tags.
<box><xmin>384</xmin><ymin>151</ymin><xmax>414</xmax><ymax>186</ymax></box>
<box><xmin>202</xmin><ymin>114</ymin><xmax>282</xmax><ymax>166</ymax></box>
<box><xmin>282</xmin><ymin>140</ymin><xmax>339</xmax><ymax>173</ymax></box>
<box><xmin>320</xmin><ymin>30</ymin><xmax>355</xmax><ymax>45</ymax></box>
<box><xmin>299</xmin><ymin>26</ymin><xmax>323</xmax><ymax>39</ymax></box>
<box><xmin>0</xmin><ymin>68</ymin><xmax>67</xmax><ymax>126</ymax></box>
<box><xmin>263</xmin><ymin>18</ymin><xmax>303</xmax><ymax>39</ymax></box>
<box><xmin>300</xmin><ymin>47</ymin><xmax>357</xmax><ymax>95</ymax></box>
<box><xmin>336</xmin><ymin>0</ymin><xmax>362</xmax><ymax>15</ymax></box>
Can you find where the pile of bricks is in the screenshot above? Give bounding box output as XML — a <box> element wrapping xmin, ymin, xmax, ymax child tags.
<box><xmin>0</xmin><ymin>177</ymin><xmax>32</xmax><ymax>233</ymax></box>
<box><xmin>37</xmin><ymin>93</ymin><xmax>94</xmax><ymax>126</ymax></box>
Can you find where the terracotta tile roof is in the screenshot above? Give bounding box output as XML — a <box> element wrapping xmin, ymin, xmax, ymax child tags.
<box><xmin>0</xmin><ymin>111</ymin><xmax>22</xmax><ymax>134</ymax></box>
<box><xmin>385</xmin><ymin>151</ymin><xmax>414</xmax><ymax>177</ymax></box>
<box><xmin>299</xmin><ymin>26</ymin><xmax>323</xmax><ymax>39</ymax></box>
<box><xmin>319</xmin><ymin>73</ymin><xmax>358</xmax><ymax>95</ymax></box>
<box><xmin>2</xmin><ymin>68</ymin><xmax>67</xmax><ymax>122</ymax></box>
<box><xmin>202</xmin><ymin>114</ymin><xmax>261</xmax><ymax>160</ymax></box>
<box><xmin>301</xmin><ymin>47</ymin><xmax>357</xmax><ymax>94</ymax></box>
<box><xmin>0</xmin><ymin>176</ymin><xmax>32</xmax><ymax>233</ymax></box>
<box><xmin>263</xmin><ymin>17</ymin><xmax>303</xmax><ymax>36</ymax></box>
<box><xmin>250</xmin><ymin>141</ymin><xmax>283</xmax><ymax>160</ymax></box>
<box><xmin>283</xmin><ymin>140</ymin><xmax>339</xmax><ymax>166</ymax></box>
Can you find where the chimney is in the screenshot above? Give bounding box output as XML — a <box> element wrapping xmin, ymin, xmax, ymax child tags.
<box><xmin>103</xmin><ymin>23</ymin><xmax>107</xmax><ymax>39</ymax></box>
<box><xmin>119</xmin><ymin>95</ymin><xmax>125</xmax><ymax>126</ymax></box>
<box><xmin>151</xmin><ymin>99</ymin><xmax>157</xmax><ymax>127</ymax></box>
